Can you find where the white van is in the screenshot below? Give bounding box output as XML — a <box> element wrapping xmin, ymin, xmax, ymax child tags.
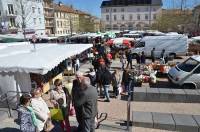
<box><xmin>168</xmin><ymin>56</ymin><xmax>200</xmax><ymax>89</ymax></box>
<box><xmin>131</xmin><ymin>35</ymin><xmax>188</xmax><ymax>59</ymax></box>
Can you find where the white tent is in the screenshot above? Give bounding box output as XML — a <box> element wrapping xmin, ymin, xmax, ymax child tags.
<box><xmin>0</xmin><ymin>43</ymin><xmax>92</xmax><ymax>98</ymax></box>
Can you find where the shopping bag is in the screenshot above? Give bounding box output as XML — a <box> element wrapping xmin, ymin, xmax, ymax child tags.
<box><xmin>50</xmin><ymin>108</ymin><xmax>64</xmax><ymax>121</ymax></box>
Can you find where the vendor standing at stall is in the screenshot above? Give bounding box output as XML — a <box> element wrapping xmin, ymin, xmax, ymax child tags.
<box><xmin>141</xmin><ymin>51</ymin><xmax>146</xmax><ymax>64</ymax></box>
<box><xmin>160</xmin><ymin>49</ymin><xmax>166</xmax><ymax>64</ymax></box>
<box><xmin>151</xmin><ymin>48</ymin><xmax>155</xmax><ymax>63</ymax></box>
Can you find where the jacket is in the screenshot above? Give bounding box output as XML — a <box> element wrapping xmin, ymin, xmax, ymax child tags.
<box><xmin>74</xmin><ymin>85</ymin><xmax>98</xmax><ymax>119</ymax></box>
<box><xmin>101</xmin><ymin>69</ymin><xmax>112</xmax><ymax>85</ymax></box>
<box><xmin>31</xmin><ymin>97</ymin><xmax>50</xmax><ymax>131</ymax></box>
<box><xmin>17</xmin><ymin>106</ymin><xmax>36</xmax><ymax>132</ymax></box>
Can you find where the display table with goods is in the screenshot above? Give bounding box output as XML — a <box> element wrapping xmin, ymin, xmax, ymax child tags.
<box><xmin>149</xmin><ymin>61</ymin><xmax>177</xmax><ymax>75</ymax></box>
<box><xmin>130</xmin><ymin>65</ymin><xmax>157</xmax><ymax>86</ymax></box>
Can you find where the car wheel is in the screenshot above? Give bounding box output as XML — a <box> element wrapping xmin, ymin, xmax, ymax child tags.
<box><xmin>181</xmin><ymin>84</ymin><xmax>196</xmax><ymax>89</ymax></box>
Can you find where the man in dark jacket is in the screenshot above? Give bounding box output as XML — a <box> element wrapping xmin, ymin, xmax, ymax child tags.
<box><xmin>73</xmin><ymin>76</ymin><xmax>98</xmax><ymax>132</ymax></box>
<box><xmin>72</xmin><ymin>72</ymin><xmax>83</xmax><ymax>131</ymax></box>
<box><xmin>101</xmin><ymin>68</ymin><xmax>112</xmax><ymax>102</ymax></box>
<box><xmin>151</xmin><ymin>48</ymin><xmax>155</xmax><ymax>63</ymax></box>
<box><xmin>126</xmin><ymin>50</ymin><xmax>133</xmax><ymax>69</ymax></box>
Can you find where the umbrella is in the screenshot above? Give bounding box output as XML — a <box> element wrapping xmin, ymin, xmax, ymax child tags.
<box><xmin>106</xmin><ymin>37</ymin><xmax>134</xmax><ymax>48</ymax></box>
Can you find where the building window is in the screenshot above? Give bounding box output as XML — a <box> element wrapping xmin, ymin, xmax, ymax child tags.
<box><xmin>121</xmin><ymin>8</ymin><xmax>124</xmax><ymax>12</ymax></box>
<box><xmin>9</xmin><ymin>18</ymin><xmax>15</xmax><ymax>27</ymax></box>
<box><xmin>32</xmin><ymin>7</ymin><xmax>35</xmax><ymax>13</ymax></box>
<box><xmin>0</xmin><ymin>11</ymin><xmax>1</xmax><ymax>16</ymax></box>
<box><xmin>153</xmin><ymin>14</ymin><xmax>157</xmax><ymax>20</ymax></box>
<box><xmin>153</xmin><ymin>8</ymin><xmax>156</xmax><ymax>11</ymax></box>
<box><xmin>137</xmin><ymin>14</ymin><xmax>140</xmax><ymax>20</ymax></box>
<box><xmin>113</xmin><ymin>8</ymin><xmax>116</xmax><ymax>12</ymax></box>
<box><xmin>33</xmin><ymin>18</ymin><xmax>36</xmax><ymax>25</ymax></box>
<box><xmin>106</xmin><ymin>9</ymin><xmax>109</xmax><ymax>12</ymax></box>
<box><xmin>145</xmin><ymin>14</ymin><xmax>148</xmax><ymax>20</ymax></box>
<box><xmin>121</xmin><ymin>15</ymin><xmax>124</xmax><ymax>21</ymax></box>
<box><xmin>38</xmin><ymin>8</ymin><xmax>40</xmax><ymax>14</ymax></box>
<box><xmin>114</xmin><ymin>15</ymin><xmax>117</xmax><ymax>21</ymax></box>
<box><xmin>146</xmin><ymin>7</ymin><xmax>149</xmax><ymax>12</ymax></box>
<box><xmin>57</xmin><ymin>21</ymin><xmax>59</xmax><ymax>27</ymax></box>
<box><xmin>106</xmin><ymin>15</ymin><xmax>109</xmax><ymax>21</ymax></box>
<box><xmin>129</xmin><ymin>14</ymin><xmax>132</xmax><ymax>20</ymax></box>
<box><xmin>39</xmin><ymin>18</ymin><xmax>42</xmax><ymax>24</ymax></box>
<box><xmin>8</xmin><ymin>4</ymin><xmax>14</xmax><ymax>14</ymax></box>
<box><xmin>137</xmin><ymin>8</ymin><xmax>140</xmax><ymax>12</ymax></box>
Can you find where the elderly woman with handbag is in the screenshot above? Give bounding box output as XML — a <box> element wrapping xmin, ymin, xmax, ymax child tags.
<box><xmin>50</xmin><ymin>79</ymin><xmax>71</xmax><ymax>132</ymax></box>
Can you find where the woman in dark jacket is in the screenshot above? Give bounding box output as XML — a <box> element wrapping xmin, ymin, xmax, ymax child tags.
<box><xmin>17</xmin><ymin>94</ymin><xmax>37</xmax><ymax>132</ymax></box>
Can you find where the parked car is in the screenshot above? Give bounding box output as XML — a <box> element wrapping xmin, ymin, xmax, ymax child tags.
<box><xmin>168</xmin><ymin>56</ymin><xmax>200</xmax><ymax>89</ymax></box>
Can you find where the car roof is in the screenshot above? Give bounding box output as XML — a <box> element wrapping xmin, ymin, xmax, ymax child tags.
<box><xmin>191</xmin><ymin>55</ymin><xmax>200</xmax><ymax>62</ymax></box>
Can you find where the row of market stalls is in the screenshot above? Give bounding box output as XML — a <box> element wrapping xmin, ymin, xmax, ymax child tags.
<box><xmin>0</xmin><ymin>42</ymin><xmax>92</xmax><ymax>106</ymax></box>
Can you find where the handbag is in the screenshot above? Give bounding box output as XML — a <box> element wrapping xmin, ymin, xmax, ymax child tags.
<box><xmin>50</xmin><ymin>108</ymin><xmax>64</xmax><ymax>121</ymax></box>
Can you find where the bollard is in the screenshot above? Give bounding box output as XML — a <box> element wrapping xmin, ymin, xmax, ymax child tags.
<box><xmin>127</xmin><ymin>79</ymin><xmax>134</xmax><ymax>131</ymax></box>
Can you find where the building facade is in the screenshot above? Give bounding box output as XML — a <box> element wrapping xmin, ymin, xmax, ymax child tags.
<box><xmin>193</xmin><ymin>5</ymin><xmax>200</xmax><ymax>29</ymax></box>
<box><xmin>43</xmin><ymin>0</ymin><xmax>55</xmax><ymax>36</ymax></box>
<box><xmin>54</xmin><ymin>3</ymin><xmax>79</xmax><ymax>36</ymax></box>
<box><xmin>93</xmin><ymin>17</ymin><xmax>101</xmax><ymax>32</ymax></box>
<box><xmin>101</xmin><ymin>0</ymin><xmax>162</xmax><ymax>31</ymax></box>
<box><xmin>0</xmin><ymin>0</ymin><xmax>45</xmax><ymax>37</ymax></box>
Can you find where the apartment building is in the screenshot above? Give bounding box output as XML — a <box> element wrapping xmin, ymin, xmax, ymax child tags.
<box><xmin>54</xmin><ymin>3</ymin><xmax>79</xmax><ymax>36</ymax></box>
<box><xmin>101</xmin><ymin>0</ymin><xmax>162</xmax><ymax>31</ymax></box>
<box><xmin>43</xmin><ymin>0</ymin><xmax>55</xmax><ymax>36</ymax></box>
<box><xmin>0</xmin><ymin>0</ymin><xmax>45</xmax><ymax>36</ymax></box>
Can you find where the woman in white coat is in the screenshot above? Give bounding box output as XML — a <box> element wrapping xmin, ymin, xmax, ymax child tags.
<box><xmin>31</xmin><ymin>88</ymin><xmax>54</xmax><ymax>132</ymax></box>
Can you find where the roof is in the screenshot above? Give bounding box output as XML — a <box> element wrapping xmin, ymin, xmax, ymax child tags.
<box><xmin>0</xmin><ymin>43</ymin><xmax>92</xmax><ymax>74</ymax></box>
<box><xmin>101</xmin><ymin>0</ymin><xmax>163</xmax><ymax>8</ymax></box>
<box><xmin>54</xmin><ymin>4</ymin><xmax>77</xmax><ymax>14</ymax></box>
<box><xmin>194</xmin><ymin>5</ymin><xmax>200</xmax><ymax>9</ymax></box>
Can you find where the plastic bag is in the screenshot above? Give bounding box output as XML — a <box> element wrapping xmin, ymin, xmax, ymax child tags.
<box><xmin>50</xmin><ymin>108</ymin><xmax>64</xmax><ymax>121</ymax></box>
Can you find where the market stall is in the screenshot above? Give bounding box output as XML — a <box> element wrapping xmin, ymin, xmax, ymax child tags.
<box><xmin>131</xmin><ymin>64</ymin><xmax>157</xmax><ymax>86</ymax></box>
<box><xmin>0</xmin><ymin>43</ymin><xmax>92</xmax><ymax>106</ymax></box>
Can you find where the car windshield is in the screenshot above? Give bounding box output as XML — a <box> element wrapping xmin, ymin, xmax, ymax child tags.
<box><xmin>177</xmin><ymin>58</ymin><xmax>200</xmax><ymax>72</ymax></box>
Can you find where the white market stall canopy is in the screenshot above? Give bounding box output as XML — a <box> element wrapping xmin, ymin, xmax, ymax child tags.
<box><xmin>0</xmin><ymin>43</ymin><xmax>92</xmax><ymax>74</ymax></box>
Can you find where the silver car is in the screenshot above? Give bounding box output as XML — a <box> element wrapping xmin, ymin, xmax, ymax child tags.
<box><xmin>168</xmin><ymin>56</ymin><xmax>200</xmax><ymax>89</ymax></box>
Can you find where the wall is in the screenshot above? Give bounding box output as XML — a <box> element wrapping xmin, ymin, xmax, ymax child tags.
<box><xmin>101</xmin><ymin>5</ymin><xmax>162</xmax><ymax>30</ymax></box>
<box><xmin>0</xmin><ymin>0</ymin><xmax>46</xmax><ymax>37</ymax></box>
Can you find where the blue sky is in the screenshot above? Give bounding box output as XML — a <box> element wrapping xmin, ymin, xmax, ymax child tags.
<box><xmin>55</xmin><ymin>0</ymin><xmax>200</xmax><ymax>17</ymax></box>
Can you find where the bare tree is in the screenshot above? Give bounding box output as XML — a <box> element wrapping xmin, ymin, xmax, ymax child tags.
<box><xmin>15</xmin><ymin>0</ymin><xmax>43</xmax><ymax>40</ymax></box>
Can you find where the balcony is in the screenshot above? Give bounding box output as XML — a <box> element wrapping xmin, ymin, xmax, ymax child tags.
<box><xmin>45</xmin><ymin>23</ymin><xmax>54</xmax><ymax>27</ymax></box>
<box><xmin>45</xmin><ymin>14</ymin><xmax>54</xmax><ymax>18</ymax></box>
<box><xmin>44</xmin><ymin>3</ymin><xmax>54</xmax><ymax>10</ymax></box>
<box><xmin>6</xmin><ymin>11</ymin><xmax>17</xmax><ymax>17</ymax></box>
